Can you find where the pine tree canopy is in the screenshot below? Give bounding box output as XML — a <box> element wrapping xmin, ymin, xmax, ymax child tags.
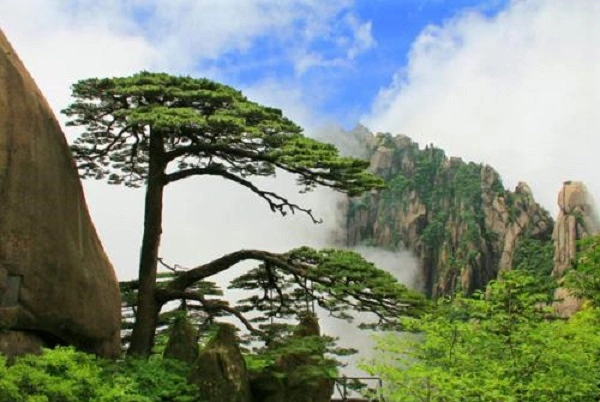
<box><xmin>63</xmin><ymin>72</ymin><xmax>383</xmax><ymax>221</ymax></box>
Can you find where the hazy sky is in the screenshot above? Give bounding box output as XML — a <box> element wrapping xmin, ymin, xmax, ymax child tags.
<box><xmin>0</xmin><ymin>0</ymin><xmax>598</xmax><ymax>284</ymax></box>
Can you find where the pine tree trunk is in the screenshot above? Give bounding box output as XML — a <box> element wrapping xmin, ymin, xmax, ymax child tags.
<box><xmin>128</xmin><ymin>130</ymin><xmax>166</xmax><ymax>357</ymax></box>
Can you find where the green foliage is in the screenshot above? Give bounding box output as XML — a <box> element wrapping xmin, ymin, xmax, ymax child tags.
<box><xmin>244</xmin><ymin>353</ymin><xmax>274</xmax><ymax>373</ymax></box>
<box><xmin>63</xmin><ymin>71</ymin><xmax>383</xmax><ymax>196</ymax></box>
<box><xmin>247</xmin><ymin>335</ymin><xmax>341</xmax><ymax>380</ymax></box>
<box><xmin>347</xmin><ymin>193</ymin><xmax>373</xmax><ymax>216</ymax></box>
<box><xmin>111</xmin><ymin>357</ymin><xmax>197</xmax><ymax>401</ymax></box>
<box><xmin>227</xmin><ymin>248</ymin><xmax>426</xmax><ymax>394</ymax></box>
<box><xmin>0</xmin><ymin>347</ymin><xmax>108</xmax><ymax>402</ymax></box>
<box><xmin>566</xmin><ymin>234</ymin><xmax>600</xmax><ymax>307</ymax></box>
<box><xmin>420</xmin><ymin>212</ymin><xmax>448</xmax><ymax>250</ymax></box>
<box><xmin>244</xmin><ymin>315</ymin><xmax>348</xmax><ymax>399</ymax></box>
<box><xmin>513</xmin><ymin>238</ymin><xmax>554</xmax><ymax>276</ymax></box>
<box><xmin>363</xmin><ymin>271</ymin><xmax>600</xmax><ymax>402</ymax></box>
<box><xmin>513</xmin><ymin>237</ymin><xmax>556</xmax><ymax>295</ymax></box>
<box><xmin>230</xmin><ymin>247</ymin><xmax>426</xmax><ymax>332</ymax></box>
<box><xmin>0</xmin><ymin>347</ymin><xmax>198</xmax><ymax>402</ymax></box>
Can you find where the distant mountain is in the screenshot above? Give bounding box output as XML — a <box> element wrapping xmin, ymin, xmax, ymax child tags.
<box><xmin>328</xmin><ymin>127</ymin><xmax>556</xmax><ymax>297</ymax></box>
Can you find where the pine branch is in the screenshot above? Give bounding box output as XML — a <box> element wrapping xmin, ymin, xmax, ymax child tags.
<box><xmin>155</xmin><ymin>289</ymin><xmax>259</xmax><ymax>334</ymax></box>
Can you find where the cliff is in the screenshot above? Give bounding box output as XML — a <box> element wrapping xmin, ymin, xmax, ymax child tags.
<box><xmin>341</xmin><ymin>129</ymin><xmax>553</xmax><ymax>297</ymax></box>
<box><xmin>0</xmin><ymin>28</ymin><xmax>121</xmax><ymax>357</ymax></box>
<box><xmin>551</xmin><ymin>181</ymin><xmax>600</xmax><ymax>316</ymax></box>
<box><xmin>552</xmin><ymin>181</ymin><xmax>600</xmax><ymax>276</ymax></box>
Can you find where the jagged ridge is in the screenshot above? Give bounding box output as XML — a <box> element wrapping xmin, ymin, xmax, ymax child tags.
<box><xmin>338</xmin><ymin>129</ymin><xmax>554</xmax><ymax>297</ymax></box>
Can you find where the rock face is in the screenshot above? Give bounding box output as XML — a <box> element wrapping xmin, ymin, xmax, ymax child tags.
<box><xmin>189</xmin><ymin>324</ymin><xmax>252</xmax><ymax>402</ymax></box>
<box><xmin>552</xmin><ymin>182</ymin><xmax>600</xmax><ymax>276</ymax></box>
<box><xmin>0</xmin><ymin>330</ymin><xmax>46</xmax><ymax>359</ymax></box>
<box><xmin>551</xmin><ymin>182</ymin><xmax>600</xmax><ymax>317</ymax></box>
<box><xmin>274</xmin><ymin>315</ymin><xmax>334</xmax><ymax>402</ymax></box>
<box><xmin>163</xmin><ymin>316</ymin><xmax>199</xmax><ymax>364</ymax></box>
<box><xmin>250</xmin><ymin>314</ymin><xmax>334</xmax><ymax>402</ymax></box>
<box><xmin>0</xmin><ymin>29</ymin><xmax>121</xmax><ymax>357</ymax></box>
<box><xmin>343</xmin><ymin>130</ymin><xmax>553</xmax><ymax>297</ymax></box>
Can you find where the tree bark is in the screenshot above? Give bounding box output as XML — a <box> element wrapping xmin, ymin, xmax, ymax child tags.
<box><xmin>128</xmin><ymin>129</ymin><xmax>166</xmax><ymax>357</ymax></box>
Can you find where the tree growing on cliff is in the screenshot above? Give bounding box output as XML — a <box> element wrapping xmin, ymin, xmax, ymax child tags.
<box><xmin>63</xmin><ymin>72</ymin><xmax>422</xmax><ymax>357</ymax></box>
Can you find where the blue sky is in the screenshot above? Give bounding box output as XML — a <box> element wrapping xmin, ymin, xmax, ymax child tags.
<box><xmin>334</xmin><ymin>0</ymin><xmax>509</xmax><ymax>125</ymax></box>
<box><xmin>194</xmin><ymin>0</ymin><xmax>511</xmax><ymax>127</ymax></box>
<box><xmin>119</xmin><ymin>0</ymin><xmax>511</xmax><ymax>127</ymax></box>
<box><xmin>0</xmin><ymin>0</ymin><xmax>598</xmax><ymax>284</ymax></box>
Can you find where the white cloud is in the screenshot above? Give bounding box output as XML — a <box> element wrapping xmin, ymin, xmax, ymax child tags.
<box><xmin>364</xmin><ymin>0</ymin><xmax>600</xmax><ymax>213</ymax></box>
<box><xmin>290</xmin><ymin>8</ymin><xmax>375</xmax><ymax>74</ymax></box>
<box><xmin>346</xmin><ymin>14</ymin><xmax>376</xmax><ymax>60</ymax></box>
<box><xmin>0</xmin><ymin>0</ymin><xmax>375</xmax><ymax>278</ymax></box>
<box><xmin>0</xmin><ymin>1</ymin><xmax>156</xmax><ymax>114</ymax></box>
<box><xmin>0</xmin><ymin>0</ymin><xmax>372</xmax><ymax>112</ymax></box>
<box><xmin>121</xmin><ymin>0</ymin><xmax>373</xmax><ymax>74</ymax></box>
<box><xmin>242</xmin><ymin>78</ymin><xmax>326</xmax><ymax>131</ymax></box>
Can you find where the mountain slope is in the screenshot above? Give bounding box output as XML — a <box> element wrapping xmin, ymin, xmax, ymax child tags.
<box><xmin>337</xmin><ymin>129</ymin><xmax>553</xmax><ymax>297</ymax></box>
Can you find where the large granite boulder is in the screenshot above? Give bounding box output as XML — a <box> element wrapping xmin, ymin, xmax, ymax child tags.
<box><xmin>0</xmin><ymin>29</ymin><xmax>121</xmax><ymax>357</ymax></box>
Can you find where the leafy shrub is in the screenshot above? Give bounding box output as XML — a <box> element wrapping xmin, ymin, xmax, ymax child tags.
<box><xmin>363</xmin><ymin>271</ymin><xmax>600</xmax><ymax>401</ymax></box>
<box><xmin>0</xmin><ymin>347</ymin><xmax>198</xmax><ymax>402</ymax></box>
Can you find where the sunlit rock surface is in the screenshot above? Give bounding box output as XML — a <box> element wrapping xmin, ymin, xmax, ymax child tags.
<box><xmin>0</xmin><ymin>28</ymin><xmax>121</xmax><ymax>357</ymax></box>
<box><xmin>552</xmin><ymin>181</ymin><xmax>600</xmax><ymax>317</ymax></box>
<box><xmin>341</xmin><ymin>129</ymin><xmax>553</xmax><ymax>296</ymax></box>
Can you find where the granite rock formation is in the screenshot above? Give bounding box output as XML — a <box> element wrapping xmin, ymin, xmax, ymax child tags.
<box><xmin>189</xmin><ymin>324</ymin><xmax>252</xmax><ymax>402</ymax></box>
<box><xmin>343</xmin><ymin>130</ymin><xmax>553</xmax><ymax>297</ymax></box>
<box><xmin>163</xmin><ymin>316</ymin><xmax>199</xmax><ymax>364</ymax></box>
<box><xmin>551</xmin><ymin>181</ymin><xmax>600</xmax><ymax>317</ymax></box>
<box><xmin>0</xmin><ymin>29</ymin><xmax>121</xmax><ymax>357</ymax></box>
<box><xmin>552</xmin><ymin>181</ymin><xmax>600</xmax><ymax>276</ymax></box>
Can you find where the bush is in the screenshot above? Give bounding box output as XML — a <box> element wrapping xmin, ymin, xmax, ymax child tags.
<box><xmin>0</xmin><ymin>347</ymin><xmax>198</xmax><ymax>402</ymax></box>
<box><xmin>363</xmin><ymin>271</ymin><xmax>600</xmax><ymax>401</ymax></box>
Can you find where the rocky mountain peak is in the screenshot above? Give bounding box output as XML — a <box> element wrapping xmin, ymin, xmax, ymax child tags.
<box><xmin>551</xmin><ymin>181</ymin><xmax>600</xmax><ymax>317</ymax></box>
<box><xmin>553</xmin><ymin>181</ymin><xmax>600</xmax><ymax>276</ymax></box>
<box><xmin>341</xmin><ymin>129</ymin><xmax>553</xmax><ymax>297</ymax></box>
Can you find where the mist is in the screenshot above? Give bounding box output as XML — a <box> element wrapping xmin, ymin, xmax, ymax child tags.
<box><xmin>82</xmin><ymin>147</ymin><xmax>423</xmax><ymax>382</ymax></box>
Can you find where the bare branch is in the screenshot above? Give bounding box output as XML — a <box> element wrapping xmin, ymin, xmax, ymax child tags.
<box><xmin>165</xmin><ymin>164</ymin><xmax>321</xmax><ymax>223</ymax></box>
<box><xmin>166</xmin><ymin>249</ymin><xmax>306</xmax><ymax>293</ymax></box>
<box><xmin>157</xmin><ymin>257</ymin><xmax>189</xmax><ymax>272</ymax></box>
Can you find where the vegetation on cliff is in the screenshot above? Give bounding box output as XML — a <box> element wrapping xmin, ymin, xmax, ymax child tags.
<box><xmin>345</xmin><ymin>131</ymin><xmax>554</xmax><ymax>297</ymax></box>
<box><xmin>565</xmin><ymin>234</ymin><xmax>600</xmax><ymax>307</ymax></box>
